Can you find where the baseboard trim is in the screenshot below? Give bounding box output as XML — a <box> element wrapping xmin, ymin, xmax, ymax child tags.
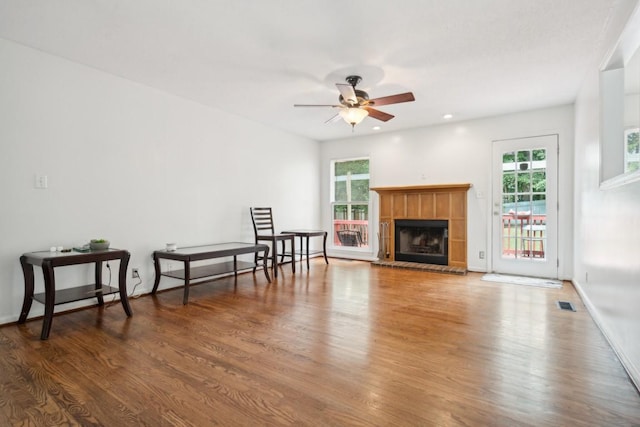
<box><xmin>572</xmin><ymin>279</ymin><xmax>640</xmax><ymax>394</ymax></box>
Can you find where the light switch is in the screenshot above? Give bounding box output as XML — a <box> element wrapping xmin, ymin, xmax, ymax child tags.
<box><xmin>35</xmin><ymin>174</ymin><xmax>48</xmax><ymax>189</ymax></box>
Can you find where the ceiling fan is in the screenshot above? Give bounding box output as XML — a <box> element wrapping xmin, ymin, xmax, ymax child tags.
<box><xmin>294</xmin><ymin>75</ymin><xmax>415</xmax><ymax>130</ymax></box>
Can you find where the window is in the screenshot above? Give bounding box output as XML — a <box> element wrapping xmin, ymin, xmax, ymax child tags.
<box><xmin>500</xmin><ymin>149</ymin><xmax>547</xmax><ymax>259</ymax></box>
<box><xmin>625</xmin><ymin>128</ymin><xmax>639</xmax><ymax>173</ymax></box>
<box><xmin>599</xmin><ymin>5</ymin><xmax>640</xmax><ymax>187</ymax></box>
<box><xmin>331</xmin><ymin>158</ymin><xmax>370</xmax><ymax>249</ymax></box>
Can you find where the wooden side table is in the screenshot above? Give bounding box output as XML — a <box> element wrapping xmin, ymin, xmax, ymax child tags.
<box><xmin>280</xmin><ymin>230</ymin><xmax>329</xmax><ymax>269</ymax></box>
<box><xmin>19</xmin><ymin>248</ymin><xmax>132</xmax><ymax>340</ymax></box>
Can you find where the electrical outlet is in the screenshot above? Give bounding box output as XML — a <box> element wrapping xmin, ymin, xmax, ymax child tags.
<box><xmin>132</xmin><ymin>268</ymin><xmax>139</xmax><ymax>278</ymax></box>
<box><xmin>479</xmin><ymin>251</ymin><xmax>485</xmax><ymax>259</ymax></box>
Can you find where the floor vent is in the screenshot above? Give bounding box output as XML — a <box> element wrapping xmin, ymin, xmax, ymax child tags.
<box><xmin>557</xmin><ymin>301</ymin><xmax>576</xmax><ymax>311</ymax></box>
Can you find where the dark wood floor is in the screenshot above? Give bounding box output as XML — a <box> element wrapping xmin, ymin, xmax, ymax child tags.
<box><xmin>1</xmin><ymin>259</ymin><xmax>639</xmax><ymax>426</ymax></box>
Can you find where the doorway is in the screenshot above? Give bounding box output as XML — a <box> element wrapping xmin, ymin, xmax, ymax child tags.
<box><xmin>491</xmin><ymin>135</ymin><xmax>558</xmax><ymax>278</ymax></box>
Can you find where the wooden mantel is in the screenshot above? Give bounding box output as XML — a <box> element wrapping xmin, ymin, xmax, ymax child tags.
<box><xmin>372</xmin><ymin>184</ymin><xmax>472</xmax><ymax>269</ymax></box>
<box><xmin>371</xmin><ymin>183</ymin><xmax>472</xmax><ymax>193</ymax></box>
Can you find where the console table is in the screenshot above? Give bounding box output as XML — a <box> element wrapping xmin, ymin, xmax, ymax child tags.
<box><xmin>152</xmin><ymin>242</ymin><xmax>271</xmax><ymax>304</ymax></box>
<box><xmin>19</xmin><ymin>248</ymin><xmax>132</xmax><ymax>340</ymax></box>
<box><xmin>280</xmin><ymin>230</ymin><xmax>329</xmax><ymax>269</ymax></box>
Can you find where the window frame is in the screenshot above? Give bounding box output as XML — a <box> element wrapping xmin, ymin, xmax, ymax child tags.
<box><xmin>330</xmin><ymin>157</ymin><xmax>371</xmax><ymax>251</ymax></box>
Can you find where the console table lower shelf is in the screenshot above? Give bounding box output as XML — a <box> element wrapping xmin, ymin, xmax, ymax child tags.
<box><xmin>33</xmin><ymin>285</ymin><xmax>121</xmax><ymax>306</ymax></box>
<box><xmin>152</xmin><ymin>242</ymin><xmax>271</xmax><ymax>304</ymax></box>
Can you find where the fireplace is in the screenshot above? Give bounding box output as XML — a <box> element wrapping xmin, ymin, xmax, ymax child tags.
<box><xmin>372</xmin><ymin>184</ymin><xmax>470</xmax><ymax>269</ymax></box>
<box><xmin>395</xmin><ymin>219</ymin><xmax>448</xmax><ymax>265</ymax></box>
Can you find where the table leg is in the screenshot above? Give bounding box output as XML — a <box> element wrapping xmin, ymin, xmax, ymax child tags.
<box><xmin>291</xmin><ymin>237</ymin><xmax>295</xmax><ymax>274</ymax></box>
<box><xmin>305</xmin><ymin>236</ymin><xmax>310</xmax><ymax>269</ymax></box>
<box><xmin>233</xmin><ymin>255</ymin><xmax>238</xmax><ymax>278</ymax></box>
<box><xmin>18</xmin><ymin>256</ymin><xmax>34</xmax><ymax>324</ymax></box>
<box><xmin>41</xmin><ymin>260</ymin><xmax>56</xmax><ymax>340</ymax></box>
<box><xmin>322</xmin><ymin>232</ymin><xmax>329</xmax><ymax>264</ymax></box>
<box><xmin>152</xmin><ymin>252</ymin><xmax>161</xmax><ymax>294</ymax></box>
<box><xmin>182</xmin><ymin>260</ymin><xmax>191</xmax><ymax>305</ymax></box>
<box><xmin>118</xmin><ymin>251</ymin><xmax>132</xmax><ymax>316</ymax></box>
<box><xmin>95</xmin><ymin>261</ymin><xmax>105</xmax><ymax>306</ymax></box>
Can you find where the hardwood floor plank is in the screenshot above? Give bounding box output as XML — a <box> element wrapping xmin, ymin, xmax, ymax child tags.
<box><xmin>1</xmin><ymin>259</ymin><xmax>639</xmax><ymax>426</ymax></box>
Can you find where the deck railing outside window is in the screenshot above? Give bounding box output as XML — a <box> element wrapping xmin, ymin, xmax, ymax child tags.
<box><xmin>333</xmin><ymin>220</ymin><xmax>369</xmax><ymax>247</ymax></box>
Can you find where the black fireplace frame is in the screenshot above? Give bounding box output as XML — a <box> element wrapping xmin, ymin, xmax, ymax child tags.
<box><xmin>394</xmin><ymin>219</ymin><xmax>449</xmax><ymax>265</ymax></box>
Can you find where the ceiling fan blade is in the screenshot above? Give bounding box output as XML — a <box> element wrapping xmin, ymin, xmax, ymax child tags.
<box><xmin>368</xmin><ymin>92</ymin><xmax>415</xmax><ymax>107</ymax></box>
<box><xmin>364</xmin><ymin>107</ymin><xmax>394</xmax><ymax>122</ymax></box>
<box><xmin>325</xmin><ymin>113</ymin><xmax>342</xmax><ymax>124</ymax></box>
<box><xmin>294</xmin><ymin>104</ymin><xmax>342</xmax><ymax>107</ymax></box>
<box><xmin>336</xmin><ymin>83</ymin><xmax>357</xmax><ymax>105</ymax></box>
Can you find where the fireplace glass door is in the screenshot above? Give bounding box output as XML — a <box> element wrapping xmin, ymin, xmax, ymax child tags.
<box><xmin>395</xmin><ymin>220</ymin><xmax>448</xmax><ymax>265</ymax></box>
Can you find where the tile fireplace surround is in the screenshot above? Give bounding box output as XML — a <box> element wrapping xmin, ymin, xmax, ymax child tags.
<box><xmin>371</xmin><ymin>184</ymin><xmax>472</xmax><ymax>270</ymax></box>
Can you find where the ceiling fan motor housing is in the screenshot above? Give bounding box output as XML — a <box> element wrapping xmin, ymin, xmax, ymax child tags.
<box><xmin>345</xmin><ymin>75</ymin><xmax>362</xmax><ymax>87</ymax></box>
<box><xmin>339</xmin><ymin>89</ymin><xmax>370</xmax><ymax>106</ymax></box>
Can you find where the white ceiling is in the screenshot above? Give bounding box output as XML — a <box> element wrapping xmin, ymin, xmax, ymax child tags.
<box><xmin>0</xmin><ymin>0</ymin><xmax>618</xmax><ymax>141</ymax></box>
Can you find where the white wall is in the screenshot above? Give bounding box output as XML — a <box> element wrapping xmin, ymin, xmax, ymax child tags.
<box><xmin>320</xmin><ymin>105</ymin><xmax>574</xmax><ymax>277</ymax></box>
<box><xmin>0</xmin><ymin>38</ymin><xmax>320</xmax><ymax>324</ymax></box>
<box><xmin>573</xmin><ymin>0</ymin><xmax>640</xmax><ymax>388</ymax></box>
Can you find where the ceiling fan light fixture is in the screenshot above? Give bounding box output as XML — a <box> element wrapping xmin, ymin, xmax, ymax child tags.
<box><xmin>339</xmin><ymin>107</ymin><xmax>369</xmax><ymax>129</ymax></box>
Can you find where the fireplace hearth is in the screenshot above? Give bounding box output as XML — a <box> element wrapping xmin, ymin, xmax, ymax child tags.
<box><xmin>395</xmin><ymin>219</ymin><xmax>448</xmax><ymax>265</ymax></box>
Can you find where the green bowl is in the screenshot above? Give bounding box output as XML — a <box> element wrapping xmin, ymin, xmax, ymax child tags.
<box><xmin>90</xmin><ymin>240</ymin><xmax>110</xmax><ymax>250</ymax></box>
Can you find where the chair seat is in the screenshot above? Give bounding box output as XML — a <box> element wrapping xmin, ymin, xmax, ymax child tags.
<box><xmin>255</xmin><ymin>233</ymin><xmax>296</xmax><ymax>275</ymax></box>
<box><xmin>257</xmin><ymin>233</ymin><xmax>295</xmax><ymax>241</ymax></box>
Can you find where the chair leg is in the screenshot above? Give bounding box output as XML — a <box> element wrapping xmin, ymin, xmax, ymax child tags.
<box><xmin>253</xmin><ymin>243</ymin><xmax>259</xmax><ymax>273</ymax></box>
<box><xmin>271</xmin><ymin>238</ymin><xmax>278</xmax><ymax>278</ymax></box>
<box><xmin>280</xmin><ymin>240</ymin><xmax>286</xmax><ymax>264</ymax></box>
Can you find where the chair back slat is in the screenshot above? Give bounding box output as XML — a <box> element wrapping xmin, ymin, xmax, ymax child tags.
<box><xmin>250</xmin><ymin>207</ymin><xmax>276</xmax><ymax>236</ymax></box>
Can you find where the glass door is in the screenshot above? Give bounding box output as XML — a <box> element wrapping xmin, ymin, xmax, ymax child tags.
<box><xmin>491</xmin><ymin>135</ymin><xmax>558</xmax><ymax>278</ymax></box>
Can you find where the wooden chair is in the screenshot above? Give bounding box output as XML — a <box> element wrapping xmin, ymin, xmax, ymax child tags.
<box><xmin>336</xmin><ymin>229</ymin><xmax>363</xmax><ymax>247</ymax></box>
<box><xmin>250</xmin><ymin>207</ymin><xmax>295</xmax><ymax>278</ymax></box>
<box><xmin>522</xmin><ymin>224</ymin><xmax>546</xmax><ymax>258</ymax></box>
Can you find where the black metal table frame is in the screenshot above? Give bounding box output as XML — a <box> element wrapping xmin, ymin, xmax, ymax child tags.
<box><xmin>19</xmin><ymin>249</ymin><xmax>132</xmax><ymax>340</ymax></box>
<box><xmin>280</xmin><ymin>230</ymin><xmax>329</xmax><ymax>269</ymax></box>
<box><xmin>152</xmin><ymin>242</ymin><xmax>271</xmax><ymax>304</ymax></box>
